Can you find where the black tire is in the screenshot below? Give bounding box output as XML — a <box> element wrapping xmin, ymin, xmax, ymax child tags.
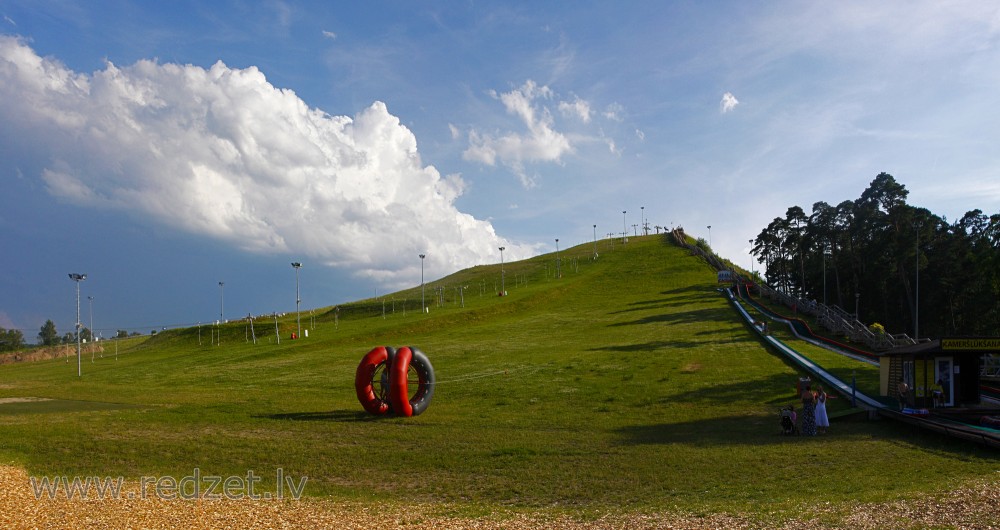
<box><xmin>406</xmin><ymin>346</ymin><xmax>435</xmax><ymax>416</ymax></box>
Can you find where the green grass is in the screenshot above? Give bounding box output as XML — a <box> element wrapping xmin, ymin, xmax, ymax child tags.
<box><xmin>0</xmin><ymin>235</ymin><xmax>996</xmax><ymax>521</ymax></box>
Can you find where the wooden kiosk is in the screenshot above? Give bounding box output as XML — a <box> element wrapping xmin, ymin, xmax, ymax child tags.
<box><xmin>880</xmin><ymin>337</ymin><xmax>998</xmax><ymax>408</ymax></box>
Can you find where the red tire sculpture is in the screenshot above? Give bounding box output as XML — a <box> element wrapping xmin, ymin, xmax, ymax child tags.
<box><xmin>356</xmin><ymin>345</ymin><xmax>435</xmax><ymax>417</ymax></box>
<box><xmin>400</xmin><ymin>346</ymin><xmax>435</xmax><ymax>416</ymax></box>
<box><xmin>354</xmin><ymin>346</ymin><xmax>391</xmax><ymax>415</ymax></box>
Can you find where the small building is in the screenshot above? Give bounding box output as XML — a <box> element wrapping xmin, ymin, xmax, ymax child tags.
<box><xmin>879</xmin><ymin>337</ymin><xmax>999</xmax><ymax>408</ymax></box>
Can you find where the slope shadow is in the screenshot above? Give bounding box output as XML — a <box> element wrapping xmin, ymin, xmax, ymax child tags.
<box><xmin>610</xmin><ymin>296</ymin><xmax>710</xmax><ymax>314</ymax></box>
<box><xmin>257</xmin><ymin>410</ymin><xmax>376</xmax><ymax>422</ymax></box>
<box><xmin>608</xmin><ymin>306</ymin><xmax>733</xmax><ymax>327</ymax></box>
<box><xmin>614</xmin><ymin>415</ymin><xmax>789</xmax><ymax>446</ymax></box>
<box><xmin>588</xmin><ymin>340</ymin><xmax>704</xmax><ymax>353</ymax></box>
<box><xmin>664</xmin><ymin>372</ymin><xmax>803</xmax><ymax>406</ymax></box>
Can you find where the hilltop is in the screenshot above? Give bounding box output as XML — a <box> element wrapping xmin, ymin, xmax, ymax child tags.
<box><xmin>0</xmin><ymin>234</ymin><xmax>996</xmax><ymax>527</ymax></box>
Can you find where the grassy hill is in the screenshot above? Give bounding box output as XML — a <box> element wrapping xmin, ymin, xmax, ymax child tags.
<box><xmin>0</xmin><ymin>234</ymin><xmax>995</xmax><ymax>520</ymax></box>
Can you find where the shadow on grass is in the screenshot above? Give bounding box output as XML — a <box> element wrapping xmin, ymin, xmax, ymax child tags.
<box><xmin>608</xmin><ymin>306</ymin><xmax>734</xmax><ymax>327</ymax></box>
<box><xmin>589</xmin><ymin>340</ymin><xmax>705</xmax><ymax>353</ymax></box>
<box><xmin>614</xmin><ymin>415</ymin><xmax>790</xmax><ymax>446</ymax></box>
<box><xmin>610</xmin><ymin>297</ymin><xmax>711</xmax><ymax>315</ymax></box>
<box><xmin>257</xmin><ymin>410</ymin><xmax>378</xmax><ymax>422</ymax></box>
<box><xmin>609</xmin><ymin>286</ymin><xmax>715</xmax><ymax>315</ymax></box>
<box><xmin>665</xmin><ymin>372</ymin><xmax>803</xmax><ymax>406</ymax></box>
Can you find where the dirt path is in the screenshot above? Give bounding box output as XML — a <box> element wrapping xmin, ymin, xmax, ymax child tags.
<box><xmin>1</xmin><ymin>465</ymin><xmax>996</xmax><ymax>529</ymax></box>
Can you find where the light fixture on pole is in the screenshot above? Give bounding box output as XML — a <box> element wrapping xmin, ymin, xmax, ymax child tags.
<box><xmin>88</xmin><ymin>295</ymin><xmax>95</xmax><ymax>361</ymax></box>
<box><xmin>592</xmin><ymin>224</ymin><xmax>598</xmax><ymax>258</ymax></box>
<box><xmin>914</xmin><ymin>223</ymin><xmax>920</xmax><ymax>340</ymax></box>
<box><xmin>823</xmin><ymin>244</ymin><xmax>832</xmax><ymax>306</ymax></box>
<box><xmin>291</xmin><ymin>262</ymin><xmax>302</xmax><ymax>338</ymax></box>
<box><xmin>622</xmin><ymin>210</ymin><xmax>627</xmax><ymax>243</ymax></box>
<box><xmin>87</xmin><ymin>295</ymin><xmax>94</xmax><ymax>342</ymax></box>
<box><xmin>419</xmin><ymin>254</ymin><xmax>426</xmax><ymax>312</ymax></box>
<box><xmin>707</xmin><ymin>225</ymin><xmax>712</xmax><ymax>248</ymax></box>
<box><xmin>555</xmin><ymin>238</ymin><xmax>561</xmax><ymax>278</ymax></box>
<box><xmin>498</xmin><ymin>247</ymin><xmax>506</xmax><ymax>296</ymax></box>
<box><xmin>69</xmin><ymin>273</ymin><xmax>86</xmax><ymax>377</ymax></box>
<box><xmin>748</xmin><ymin>239</ymin><xmax>754</xmax><ymax>277</ymax></box>
<box><xmin>219</xmin><ymin>281</ymin><xmax>225</xmax><ymax>323</ymax></box>
<box><xmin>641</xmin><ymin>206</ymin><xmax>645</xmax><ymax>236</ymax></box>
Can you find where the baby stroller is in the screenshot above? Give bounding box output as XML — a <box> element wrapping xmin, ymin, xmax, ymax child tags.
<box><xmin>780</xmin><ymin>406</ymin><xmax>798</xmax><ymax>435</ymax></box>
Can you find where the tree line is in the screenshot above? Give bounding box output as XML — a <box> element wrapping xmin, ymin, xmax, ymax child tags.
<box><xmin>750</xmin><ymin>172</ymin><xmax>1000</xmax><ymax>338</ymax></box>
<box><xmin>0</xmin><ymin>321</ymin><xmax>143</xmax><ymax>352</ymax></box>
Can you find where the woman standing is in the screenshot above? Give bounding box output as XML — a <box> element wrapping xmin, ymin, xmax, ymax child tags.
<box><xmin>815</xmin><ymin>386</ymin><xmax>829</xmax><ymax>434</ymax></box>
<box><xmin>800</xmin><ymin>384</ymin><xmax>817</xmax><ymax>436</ymax></box>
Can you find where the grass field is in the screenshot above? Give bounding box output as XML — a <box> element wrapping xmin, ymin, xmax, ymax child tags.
<box><xmin>0</xmin><ymin>234</ymin><xmax>996</xmax><ymax>524</ymax></box>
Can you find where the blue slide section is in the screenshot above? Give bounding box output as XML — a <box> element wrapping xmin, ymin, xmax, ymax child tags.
<box><xmin>726</xmin><ymin>287</ymin><xmax>1000</xmax><ymax>449</ymax></box>
<box><xmin>733</xmin><ymin>283</ymin><xmax>878</xmax><ymax>363</ymax></box>
<box><xmin>724</xmin><ymin>288</ymin><xmax>884</xmax><ymax>409</ymax></box>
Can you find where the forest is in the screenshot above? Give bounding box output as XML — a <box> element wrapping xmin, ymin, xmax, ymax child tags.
<box><xmin>750</xmin><ymin>172</ymin><xmax>1000</xmax><ymax>338</ymax></box>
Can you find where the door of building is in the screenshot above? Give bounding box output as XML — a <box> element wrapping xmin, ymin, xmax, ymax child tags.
<box><xmin>934</xmin><ymin>357</ymin><xmax>954</xmax><ymax>407</ymax></box>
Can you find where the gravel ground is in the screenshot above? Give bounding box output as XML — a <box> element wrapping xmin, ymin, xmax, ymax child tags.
<box><xmin>2</xmin><ymin>465</ymin><xmax>997</xmax><ymax>529</ymax></box>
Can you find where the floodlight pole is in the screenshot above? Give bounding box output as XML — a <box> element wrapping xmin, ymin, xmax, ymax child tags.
<box><xmin>419</xmin><ymin>254</ymin><xmax>426</xmax><ymax>313</ymax></box>
<box><xmin>914</xmin><ymin>223</ymin><xmax>920</xmax><ymax>340</ymax></box>
<box><xmin>219</xmin><ymin>281</ymin><xmax>225</xmax><ymax>323</ymax></box>
<box><xmin>823</xmin><ymin>244</ymin><xmax>831</xmax><ymax>306</ymax></box>
<box><xmin>499</xmin><ymin>247</ymin><xmax>506</xmax><ymax>296</ymax></box>
<box><xmin>592</xmin><ymin>225</ymin><xmax>597</xmax><ymax>258</ymax></box>
<box><xmin>707</xmin><ymin>225</ymin><xmax>712</xmax><ymax>248</ymax></box>
<box><xmin>555</xmin><ymin>239</ymin><xmax>561</xmax><ymax>278</ymax></box>
<box><xmin>291</xmin><ymin>262</ymin><xmax>302</xmax><ymax>338</ymax></box>
<box><xmin>69</xmin><ymin>273</ymin><xmax>87</xmax><ymax>377</ymax></box>
<box><xmin>88</xmin><ymin>295</ymin><xmax>94</xmax><ymax>340</ymax></box>
<box><xmin>622</xmin><ymin>211</ymin><xmax>627</xmax><ymax>243</ymax></box>
<box><xmin>641</xmin><ymin>206</ymin><xmax>645</xmax><ymax>236</ymax></box>
<box><xmin>88</xmin><ymin>295</ymin><xmax>94</xmax><ymax>361</ymax></box>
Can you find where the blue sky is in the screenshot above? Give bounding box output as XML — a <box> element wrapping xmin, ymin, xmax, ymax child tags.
<box><xmin>2</xmin><ymin>1</ymin><xmax>999</xmax><ymax>340</ymax></box>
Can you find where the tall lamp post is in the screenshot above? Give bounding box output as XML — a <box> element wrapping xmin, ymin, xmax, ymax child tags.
<box><xmin>219</xmin><ymin>281</ymin><xmax>225</xmax><ymax>323</ymax></box>
<box><xmin>291</xmin><ymin>262</ymin><xmax>302</xmax><ymax>338</ymax></box>
<box><xmin>419</xmin><ymin>254</ymin><xmax>426</xmax><ymax>312</ymax></box>
<box><xmin>748</xmin><ymin>239</ymin><xmax>754</xmax><ymax>278</ymax></box>
<box><xmin>555</xmin><ymin>239</ymin><xmax>561</xmax><ymax>278</ymax></box>
<box><xmin>823</xmin><ymin>245</ymin><xmax>831</xmax><ymax>306</ymax></box>
<box><xmin>87</xmin><ymin>295</ymin><xmax>94</xmax><ymax>342</ymax></box>
<box><xmin>622</xmin><ymin>210</ymin><xmax>627</xmax><ymax>243</ymax></box>
<box><xmin>88</xmin><ymin>295</ymin><xmax>95</xmax><ymax>361</ymax></box>
<box><xmin>914</xmin><ymin>223</ymin><xmax>920</xmax><ymax>340</ymax></box>
<box><xmin>69</xmin><ymin>273</ymin><xmax>86</xmax><ymax>377</ymax></box>
<box><xmin>498</xmin><ymin>247</ymin><xmax>506</xmax><ymax>296</ymax></box>
<box><xmin>593</xmin><ymin>224</ymin><xmax>597</xmax><ymax>258</ymax></box>
<box><xmin>707</xmin><ymin>225</ymin><xmax>712</xmax><ymax>248</ymax></box>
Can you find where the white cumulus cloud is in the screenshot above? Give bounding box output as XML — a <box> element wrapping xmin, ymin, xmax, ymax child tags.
<box><xmin>0</xmin><ymin>36</ymin><xmax>533</xmax><ymax>287</ymax></box>
<box><xmin>463</xmin><ymin>80</ymin><xmax>572</xmax><ymax>188</ymax></box>
<box><xmin>558</xmin><ymin>96</ymin><xmax>592</xmax><ymax>123</ymax></box>
<box><xmin>720</xmin><ymin>91</ymin><xmax>739</xmax><ymax>113</ymax></box>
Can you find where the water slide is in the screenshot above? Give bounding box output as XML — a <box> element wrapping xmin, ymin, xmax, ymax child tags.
<box><xmin>733</xmin><ymin>283</ymin><xmax>878</xmax><ymax>364</ymax></box>
<box><xmin>724</xmin><ymin>286</ymin><xmax>1000</xmax><ymax>449</ymax></box>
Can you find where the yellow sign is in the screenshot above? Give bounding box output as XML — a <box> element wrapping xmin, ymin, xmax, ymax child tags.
<box><xmin>941</xmin><ymin>338</ymin><xmax>1000</xmax><ymax>351</ymax></box>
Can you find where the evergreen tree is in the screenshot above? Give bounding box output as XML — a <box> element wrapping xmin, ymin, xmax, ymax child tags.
<box><xmin>0</xmin><ymin>327</ymin><xmax>25</xmax><ymax>351</ymax></box>
<box><xmin>38</xmin><ymin>319</ymin><xmax>58</xmax><ymax>346</ymax></box>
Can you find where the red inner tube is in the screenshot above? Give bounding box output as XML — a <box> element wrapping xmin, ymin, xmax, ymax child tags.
<box><xmin>355</xmin><ymin>346</ymin><xmax>389</xmax><ymax>415</ymax></box>
<box><xmin>389</xmin><ymin>347</ymin><xmax>414</xmax><ymax>417</ymax></box>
